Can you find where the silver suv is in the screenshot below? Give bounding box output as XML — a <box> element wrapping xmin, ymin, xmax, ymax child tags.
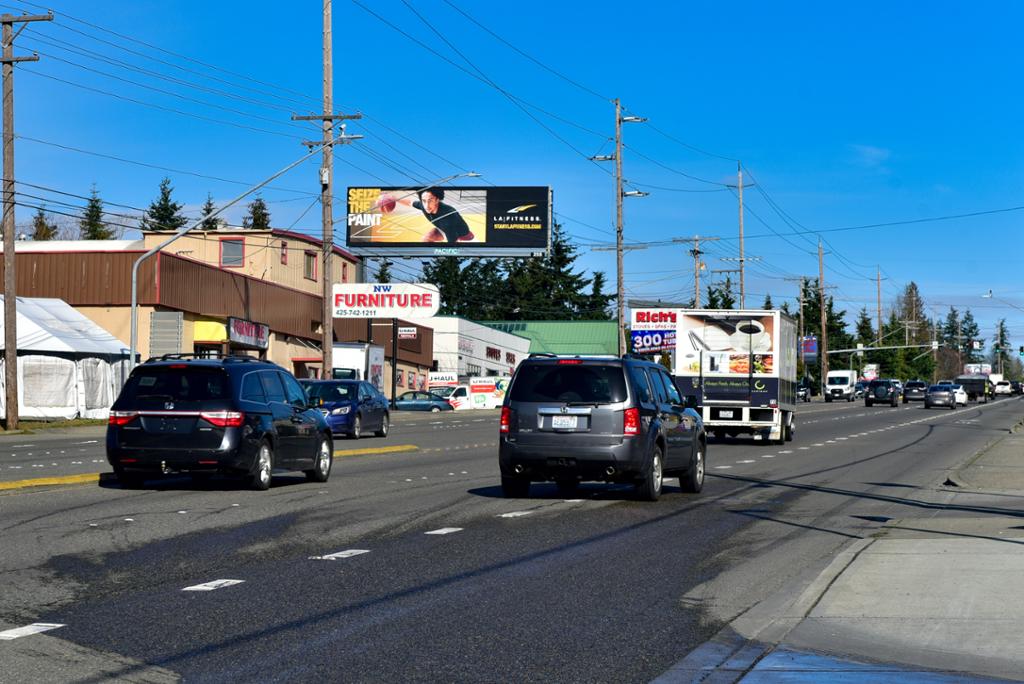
<box><xmin>498</xmin><ymin>355</ymin><xmax>707</xmax><ymax>501</ymax></box>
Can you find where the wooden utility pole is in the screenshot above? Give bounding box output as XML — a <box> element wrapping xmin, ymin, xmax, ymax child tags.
<box><xmin>876</xmin><ymin>266</ymin><xmax>882</xmax><ymax>346</ymax></box>
<box><xmin>818</xmin><ymin>241</ymin><xmax>828</xmax><ymax>383</ymax></box>
<box><xmin>614</xmin><ymin>98</ymin><xmax>625</xmax><ymax>355</ymax></box>
<box><xmin>672</xmin><ymin>236</ymin><xmax>719</xmax><ymax>308</ymax></box>
<box><xmin>292</xmin><ymin>1</ymin><xmax>360</xmax><ymax>379</ymax></box>
<box><xmin>2</xmin><ymin>11</ymin><xmax>51</xmax><ymax>429</ymax></box>
<box><xmin>737</xmin><ymin>162</ymin><xmax>745</xmax><ymax>308</ymax></box>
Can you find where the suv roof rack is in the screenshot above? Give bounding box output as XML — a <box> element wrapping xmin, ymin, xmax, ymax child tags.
<box><xmin>528</xmin><ymin>352</ymin><xmax>557</xmax><ymax>358</ymax></box>
<box><xmin>146</xmin><ymin>353</ymin><xmax>263</xmax><ymax>364</ymax></box>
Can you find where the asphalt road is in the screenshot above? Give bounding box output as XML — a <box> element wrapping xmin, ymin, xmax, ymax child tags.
<box><xmin>1</xmin><ymin>397</ymin><xmax>1021</xmax><ymax>682</ymax></box>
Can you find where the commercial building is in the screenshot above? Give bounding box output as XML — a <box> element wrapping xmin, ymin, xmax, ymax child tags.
<box><xmin>0</xmin><ymin>228</ymin><xmax>433</xmax><ymax>389</ymax></box>
<box><xmin>484</xmin><ymin>320</ymin><xmax>619</xmax><ymax>356</ymax></box>
<box><xmin>426</xmin><ymin>316</ymin><xmax>531</xmax><ymax>379</ymax></box>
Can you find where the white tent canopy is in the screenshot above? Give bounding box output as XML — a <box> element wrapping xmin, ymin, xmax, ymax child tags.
<box><xmin>0</xmin><ymin>296</ymin><xmax>130</xmax><ymax>419</ymax></box>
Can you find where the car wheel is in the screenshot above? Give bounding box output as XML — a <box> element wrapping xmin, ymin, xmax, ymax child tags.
<box><xmin>555</xmin><ymin>479</ymin><xmax>579</xmax><ymax>495</ymax></box>
<box><xmin>637</xmin><ymin>446</ymin><xmax>663</xmax><ymax>501</ymax></box>
<box><xmin>865</xmin><ymin>400</ymin><xmax>872</xmax><ymax>407</ymax></box>
<box><xmin>679</xmin><ymin>443</ymin><xmax>704</xmax><ymax>493</ymax></box>
<box><xmin>376</xmin><ymin>414</ymin><xmax>389</xmax><ymax>438</ymax></box>
<box><xmin>501</xmin><ymin>475</ymin><xmax>530</xmax><ymax>498</ymax></box>
<box><xmin>350</xmin><ymin>415</ymin><xmax>361</xmax><ymax>440</ymax></box>
<box><xmin>305</xmin><ymin>437</ymin><xmax>332</xmax><ymax>483</ymax></box>
<box><xmin>430</xmin><ymin>406</ymin><xmax>441</xmax><ymax>413</ymax></box>
<box><xmin>825</xmin><ymin>396</ymin><xmax>832</xmax><ymax>403</ymax></box>
<box><xmin>251</xmin><ymin>441</ymin><xmax>273</xmax><ymax>491</ymax></box>
<box><xmin>891</xmin><ymin>399</ymin><xmax>898</xmax><ymax>407</ymax></box>
<box><xmin>784</xmin><ymin>416</ymin><xmax>794</xmax><ymax>442</ymax></box>
<box><xmin>950</xmin><ymin>402</ymin><xmax>956</xmax><ymax>411</ymax></box>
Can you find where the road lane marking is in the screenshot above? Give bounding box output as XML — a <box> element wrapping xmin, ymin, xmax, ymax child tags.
<box><xmin>72</xmin><ymin>440</ymin><xmax>99</xmax><ymax>445</ymax></box>
<box><xmin>760</xmin><ymin>454</ymin><xmax>775</xmax><ymax>458</ymax></box>
<box><xmin>334</xmin><ymin>444</ymin><xmax>418</xmax><ymax>458</ymax></box>
<box><xmin>714</xmin><ymin>465</ymin><xmax>733</xmax><ymax>469</ymax></box>
<box><xmin>0</xmin><ymin>473</ymin><xmax>99</xmax><ymax>491</ymax></box>
<box><xmin>425</xmin><ymin>527</ymin><xmax>463</xmax><ymax>535</ymax></box>
<box><xmin>778</xmin><ymin>450</ymin><xmax>793</xmax><ymax>454</ymax></box>
<box><xmin>737</xmin><ymin>460</ymin><xmax>755</xmax><ymax>464</ymax></box>
<box><xmin>182</xmin><ymin>579</ymin><xmax>245</xmax><ymax>592</ymax></box>
<box><xmin>498</xmin><ymin>511</ymin><xmax>532</xmax><ymax>518</ymax></box>
<box><xmin>798</xmin><ymin>447</ymin><xmax>810</xmax><ymax>450</ymax></box>
<box><xmin>310</xmin><ymin>549</ymin><xmax>370</xmax><ymax>560</ymax></box>
<box><xmin>0</xmin><ymin>623</ymin><xmax>64</xmax><ymax>640</ymax></box>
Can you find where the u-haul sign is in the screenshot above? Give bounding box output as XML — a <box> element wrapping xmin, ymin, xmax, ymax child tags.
<box><xmin>333</xmin><ymin>283</ymin><xmax>440</xmax><ymax>319</ymax></box>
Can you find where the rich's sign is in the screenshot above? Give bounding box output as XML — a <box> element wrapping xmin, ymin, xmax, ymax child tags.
<box><xmin>228</xmin><ymin>316</ymin><xmax>270</xmax><ymax>349</ymax></box>
<box><xmin>332</xmin><ymin>283</ymin><xmax>441</xmax><ymax>319</ymax></box>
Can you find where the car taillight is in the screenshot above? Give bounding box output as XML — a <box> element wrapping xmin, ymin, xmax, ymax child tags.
<box><xmin>557</xmin><ymin>359</ymin><xmax>583</xmax><ymax>365</ymax></box>
<box><xmin>108</xmin><ymin>411</ymin><xmax>137</xmax><ymax>426</ymax></box>
<box><xmin>200</xmin><ymin>411</ymin><xmax>244</xmax><ymax>428</ymax></box>
<box><xmin>500</xmin><ymin>407</ymin><xmax>512</xmax><ymax>433</ymax></box>
<box><xmin>623</xmin><ymin>407</ymin><xmax>640</xmax><ymax>436</ymax></box>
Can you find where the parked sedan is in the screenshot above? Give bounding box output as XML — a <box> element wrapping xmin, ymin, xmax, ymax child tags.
<box><xmin>395</xmin><ymin>391</ymin><xmax>454</xmax><ymax>412</ymax></box>
<box><xmin>924</xmin><ymin>384</ymin><xmax>957</xmax><ymax>410</ymax></box>
<box><xmin>301</xmin><ymin>380</ymin><xmax>390</xmax><ymax>439</ymax></box>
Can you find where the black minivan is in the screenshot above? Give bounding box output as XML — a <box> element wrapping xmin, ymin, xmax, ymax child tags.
<box><xmin>106</xmin><ymin>356</ymin><xmax>333</xmax><ymax>490</ymax></box>
<box><xmin>498</xmin><ymin>355</ymin><xmax>706</xmax><ymax>501</ymax></box>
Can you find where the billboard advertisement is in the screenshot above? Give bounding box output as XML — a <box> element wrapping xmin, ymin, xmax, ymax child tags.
<box><xmin>630</xmin><ymin>309</ymin><xmax>678</xmax><ymax>354</ymax></box>
<box><xmin>346</xmin><ymin>186</ymin><xmax>550</xmax><ymax>257</ymax></box>
<box><xmin>800</xmin><ymin>335</ymin><xmax>818</xmax><ymax>363</ymax></box>
<box><xmin>964</xmin><ymin>363</ymin><xmax>992</xmax><ymax>375</ymax></box>
<box><xmin>863</xmin><ymin>363</ymin><xmax>879</xmax><ymax>380</ymax></box>
<box><xmin>677</xmin><ymin>313</ymin><xmax>776</xmax><ymax>376</ymax></box>
<box><xmin>332</xmin><ymin>283</ymin><xmax>440</xmax><ymax>319</ymax></box>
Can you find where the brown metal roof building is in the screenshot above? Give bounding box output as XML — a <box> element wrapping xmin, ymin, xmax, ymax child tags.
<box><xmin>0</xmin><ymin>229</ymin><xmax>435</xmax><ymax>394</ymax></box>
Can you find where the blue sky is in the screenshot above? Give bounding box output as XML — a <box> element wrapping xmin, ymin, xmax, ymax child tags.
<box><xmin>7</xmin><ymin>1</ymin><xmax>1024</xmax><ymax>352</ymax></box>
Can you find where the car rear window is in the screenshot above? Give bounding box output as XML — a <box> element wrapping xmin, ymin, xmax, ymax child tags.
<box><xmin>121</xmin><ymin>367</ymin><xmax>229</xmax><ymax>403</ymax></box>
<box><xmin>510</xmin><ymin>363</ymin><xmax>627</xmax><ymax>404</ymax></box>
<box><xmin>305</xmin><ymin>382</ymin><xmax>357</xmax><ymax>402</ymax></box>
<box><xmin>906</xmin><ymin>382</ymin><xmax>927</xmax><ymax>389</ymax></box>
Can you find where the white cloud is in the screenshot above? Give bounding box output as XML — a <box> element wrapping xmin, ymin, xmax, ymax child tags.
<box><xmin>849</xmin><ymin>144</ymin><xmax>892</xmax><ymax>168</ymax></box>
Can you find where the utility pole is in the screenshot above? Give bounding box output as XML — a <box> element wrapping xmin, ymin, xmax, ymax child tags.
<box><xmin>292</xmin><ymin>1</ymin><xmax>361</xmax><ymax>379</ymax></box>
<box><xmin>592</xmin><ymin>100</ymin><xmax>645</xmax><ymax>355</ymax></box>
<box><xmin>876</xmin><ymin>266</ymin><xmax>882</xmax><ymax>347</ymax></box>
<box><xmin>818</xmin><ymin>241</ymin><xmax>828</xmax><ymax>385</ymax></box>
<box><xmin>737</xmin><ymin>162</ymin><xmax>745</xmax><ymax>308</ymax></box>
<box><xmin>672</xmin><ymin>236</ymin><xmax>719</xmax><ymax>308</ymax></box>
<box><xmin>614</xmin><ymin>98</ymin><xmax>624</xmax><ymax>354</ymax></box>
<box><xmin>2</xmin><ymin>10</ymin><xmax>51</xmax><ymax>430</ymax></box>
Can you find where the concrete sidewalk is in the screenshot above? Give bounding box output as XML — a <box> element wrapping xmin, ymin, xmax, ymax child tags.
<box><xmin>660</xmin><ymin>417</ymin><xmax>1024</xmax><ymax>682</ymax></box>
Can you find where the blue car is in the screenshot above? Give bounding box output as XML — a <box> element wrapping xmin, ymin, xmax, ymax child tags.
<box><xmin>301</xmin><ymin>380</ymin><xmax>390</xmax><ymax>439</ymax></box>
<box><xmin>394</xmin><ymin>391</ymin><xmax>454</xmax><ymax>412</ymax></box>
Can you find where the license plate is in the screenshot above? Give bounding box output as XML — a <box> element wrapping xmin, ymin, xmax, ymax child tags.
<box><xmin>551</xmin><ymin>415</ymin><xmax>578</xmax><ymax>429</ymax></box>
<box><xmin>719</xmin><ymin>410</ymin><xmax>734</xmax><ymax>418</ymax></box>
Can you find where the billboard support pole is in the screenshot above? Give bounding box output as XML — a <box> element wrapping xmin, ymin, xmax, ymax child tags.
<box><xmin>391</xmin><ymin>317</ymin><xmax>398</xmax><ymax>408</ymax></box>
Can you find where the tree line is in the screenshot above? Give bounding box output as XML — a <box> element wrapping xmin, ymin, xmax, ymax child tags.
<box><xmin>27</xmin><ymin>177</ymin><xmax>273</xmax><ymax>241</ymax></box>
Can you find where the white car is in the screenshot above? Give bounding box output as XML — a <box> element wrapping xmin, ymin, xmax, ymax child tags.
<box><xmin>995</xmin><ymin>381</ymin><xmax>1013</xmax><ymax>396</ymax></box>
<box><xmin>949</xmin><ymin>384</ymin><xmax>968</xmax><ymax>406</ymax></box>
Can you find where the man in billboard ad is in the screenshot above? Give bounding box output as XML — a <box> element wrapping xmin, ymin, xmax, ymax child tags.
<box><xmin>346</xmin><ymin>186</ymin><xmax>549</xmax><ymax>255</ymax></box>
<box><xmin>677</xmin><ymin>313</ymin><xmax>776</xmax><ymax>376</ymax></box>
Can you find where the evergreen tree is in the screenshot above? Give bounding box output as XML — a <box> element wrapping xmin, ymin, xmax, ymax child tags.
<box><xmin>762</xmin><ymin>293</ymin><xmax>774</xmax><ymax>309</ymax></box>
<box><xmin>940</xmin><ymin>307</ymin><xmax>961</xmax><ymax>349</ymax></box>
<box><xmin>961</xmin><ymin>309</ymin><xmax>983</xmax><ymax>363</ymax></box>
<box><xmin>779</xmin><ymin>301</ymin><xmax>792</xmax><ymax>316</ymax></box>
<box><xmin>854</xmin><ymin>307</ymin><xmax>874</xmax><ymax>345</ymax></box>
<box><xmin>199</xmin><ymin>193</ymin><xmax>219</xmax><ymax>231</ymax></box>
<box><xmin>31</xmin><ymin>206</ymin><xmax>58</xmax><ymax>241</ymax></box>
<box><xmin>376</xmin><ymin>259</ymin><xmax>392</xmax><ymax>284</ymax></box>
<box><xmin>990</xmin><ymin>319</ymin><xmax>1010</xmax><ymax>374</ymax></box>
<box><xmin>706</xmin><ymin>276</ymin><xmax>736</xmax><ymax>309</ymax></box>
<box><xmin>422</xmin><ymin>256</ymin><xmax>468</xmax><ymax>316</ymax></box>
<box><xmin>80</xmin><ymin>186</ymin><xmax>113</xmax><ymax>240</ymax></box>
<box><xmin>242</xmin><ymin>195</ymin><xmax>271</xmax><ymax>230</ymax></box>
<box><xmin>142</xmin><ymin>177</ymin><xmax>187</xmax><ymax>232</ymax></box>
<box><xmin>581</xmin><ymin>271</ymin><xmax>614</xmax><ymax>320</ymax></box>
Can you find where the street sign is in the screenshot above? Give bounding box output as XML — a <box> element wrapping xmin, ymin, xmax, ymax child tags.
<box><xmin>398</xmin><ymin>327</ymin><xmax>417</xmax><ymax>340</ymax></box>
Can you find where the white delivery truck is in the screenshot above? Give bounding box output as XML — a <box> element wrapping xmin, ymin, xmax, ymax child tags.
<box><xmin>447</xmin><ymin>376</ymin><xmax>512</xmax><ymax>410</ymax></box>
<box><xmin>332</xmin><ymin>343</ymin><xmax>386</xmax><ymax>393</ymax></box>
<box><xmin>824</xmin><ymin>370</ymin><xmax>858</xmax><ymax>402</ymax></box>
<box><xmin>672</xmin><ymin>308</ymin><xmax>798</xmax><ymax>444</ymax></box>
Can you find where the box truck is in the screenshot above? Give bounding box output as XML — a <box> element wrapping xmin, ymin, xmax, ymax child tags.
<box><xmin>447</xmin><ymin>376</ymin><xmax>512</xmax><ymax>410</ymax></box>
<box><xmin>332</xmin><ymin>343</ymin><xmax>385</xmax><ymax>393</ymax></box>
<box><xmin>671</xmin><ymin>309</ymin><xmax>798</xmax><ymax>444</ymax></box>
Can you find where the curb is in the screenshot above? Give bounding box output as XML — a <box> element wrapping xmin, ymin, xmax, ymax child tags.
<box><xmin>944</xmin><ymin>418</ymin><xmax>1024</xmax><ymax>490</ymax></box>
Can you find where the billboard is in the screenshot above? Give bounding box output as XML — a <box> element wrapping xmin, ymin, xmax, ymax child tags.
<box><xmin>677</xmin><ymin>313</ymin><xmax>776</xmax><ymax>376</ymax></box>
<box><xmin>346</xmin><ymin>186</ymin><xmax>550</xmax><ymax>257</ymax></box>
<box><xmin>630</xmin><ymin>309</ymin><xmax>678</xmax><ymax>354</ymax></box>
<box><xmin>964</xmin><ymin>363</ymin><xmax>992</xmax><ymax>375</ymax></box>
<box><xmin>332</xmin><ymin>283</ymin><xmax>440</xmax><ymax>319</ymax></box>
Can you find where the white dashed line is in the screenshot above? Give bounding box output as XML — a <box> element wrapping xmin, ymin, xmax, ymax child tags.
<box><xmin>72</xmin><ymin>440</ymin><xmax>99</xmax><ymax>445</ymax></box>
<box><xmin>0</xmin><ymin>623</ymin><xmax>65</xmax><ymax>640</ymax></box>
<box><xmin>498</xmin><ymin>511</ymin><xmax>532</xmax><ymax>518</ymax></box>
<box><xmin>761</xmin><ymin>454</ymin><xmax>775</xmax><ymax>458</ymax></box>
<box><xmin>182</xmin><ymin>579</ymin><xmax>245</xmax><ymax>592</ymax></box>
<box><xmin>798</xmin><ymin>447</ymin><xmax>810</xmax><ymax>450</ymax></box>
<box><xmin>124</xmin><ymin>518</ymin><xmax>134</xmax><ymax>522</ymax></box>
<box><xmin>737</xmin><ymin>460</ymin><xmax>755</xmax><ymax>464</ymax></box>
<box><xmin>563</xmin><ymin>499</ymin><xmax>584</xmax><ymax>503</ymax></box>
<box><xmin>714</xmin><ymin>465</ymin><xmax>733</xmax><ymax>469</ymax></box>
<box><xmin>778</xmin><ymin>450</ymin><xmax>793</xmax><ymax>454</ymax></box>
<box><xmin>424</xmin><ymin>527</ymin><xmax>463</xmax><ymax>535</ymax></box>
<box><xmin>310</xmin><ymin>549</ymin><xmax>370</xmax><ymax>560</ymax></box>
